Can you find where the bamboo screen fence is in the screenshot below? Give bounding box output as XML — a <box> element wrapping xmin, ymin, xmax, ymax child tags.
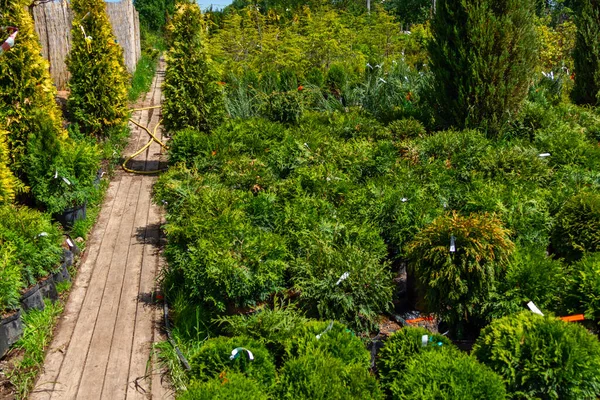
<box><xmin>32</xmin><ymin>0</ymin><xmax>141</xmax><ymax>90</ymax></box>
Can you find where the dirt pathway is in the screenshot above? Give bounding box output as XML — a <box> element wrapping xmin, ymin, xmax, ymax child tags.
<box><xmin>31</xmin><ymin>60</ymin><xmax>172</xmax><ymax>400</ymax></box>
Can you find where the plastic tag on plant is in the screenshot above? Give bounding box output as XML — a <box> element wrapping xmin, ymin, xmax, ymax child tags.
<box><xmin>230</xmin><ymin>347</ymin><xmax>254</xmax><ymax>361</ymax></box>
<box><xmin>62</xmin><ymin>177</ymin><xmax>72</xmax><ymax>186</ymax></box>
<box><xmin>450</xmin><ymin>235</ymin><xmax>456</xmax><ymax>253</ymax></box>
<box><xmin>527</xmin><ymin>301</ymin><xmax>544</xmax><ymax>316</ymax></box>
<box><xmin>401</xmin><ymin>198</ymin><xmax>408</xmax><ymax>202</ymax></box>
<box><xmin>336</xmin><ymin>272</ymin><xmax>350</xmax><ymax>286</ymax></box>
<box><xmin>421</xmin><ymin>335</ymin><xmax>428</xmax><ymax>347</ymax></box>
<box><xmin>0</xmin><ymin>28</ymin><xmax>18</xmax><ymax>56</ymax></box>
<box><xmin>54</xmin><ymin>169</ymin><xmax>58</xmax><ymax>179</ymax></box>
<box><xmin>539</xmin><ymin>153</ymin><xmax>551</xmax><ymax>158</ymax></box>
<box><xmin>316</xmin><ymin>320</ymin><xmax>334</xmax><ymax>340</ymax></box>
<box><xmin>37</xmin><ymin>232</ymin><xmax>49</xmax><ymax>238</ymax></box>
<box><xmin>66</xmin><ymin>238</ymin><xmax>74</xmax><ymax>248</ymax></box>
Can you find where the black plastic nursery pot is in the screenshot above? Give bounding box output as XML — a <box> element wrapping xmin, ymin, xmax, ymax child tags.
<box><xmin>0</xmin><ymin>310</ymin><xmax>23</xmax><ymax>359</ymax></box>
<box><xmin>52</xmin><ymin>258</ymin><xmax>72</xmax><ymax>285</ymax></box>
<box><xmin>59</xmin><ymin>203</ymin><xmax>87</xmax><ymax>228</ymax></box>
<box><xmin>39</xmin><ymin>275</ymin><xmax>59</xmax><ymax>302</ymax></box>
<box><xmin>20</xmin><ymin>283</ymin><xmax>45</xmax><ymax>312</ymax></box>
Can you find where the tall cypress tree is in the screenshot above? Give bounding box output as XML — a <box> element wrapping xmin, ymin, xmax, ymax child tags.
<box><xmin>68</xmin><ymin>0</ymin><xmax>129</xmax><ymax>136</ymax></box>
<box><xmin>163</xmin><ymin>1</ymin><xmax>225</xmax><ymax>133</ymax></box>
<box><xmin>429</xmin><ymin>0</ymin><xmax>538</xmax><ymax>132</ymax></box>
<box><xmin>572</xmin><ymin>0</ymin><xmax>600</xmax><ymax>105</ymax></box>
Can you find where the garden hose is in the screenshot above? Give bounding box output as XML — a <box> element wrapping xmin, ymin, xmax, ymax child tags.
<box><xmin>123</xmin><ymin>105</ymin><xmax>168</xmax><ymax>175</ymax></box>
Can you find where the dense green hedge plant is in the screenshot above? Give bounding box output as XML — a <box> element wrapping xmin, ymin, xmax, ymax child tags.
<box><xmin>390</xmin><ymin>347</ymin><xmax>507</xmax><ymax>399</ymax></box>
<box><xmin>187</xmin><ymin>336</ymin><xmax>276</xmax><ymax>389</ymax></box>
<box><xmin>276</xmin><ymin>350</ymin><xmax>383</xmax><ymax>400</ymax></box>
<box><xmin>0</xmin><ymin>0</ymin><xmax>66</xmax><ymax>183</ymax></box>
<box><xmin>572</xmin><ymin>0</ymin><xmax>600</xmax><ymax>105</ymax></box>
<box><xmin>429</xmin><ymin>0</ymin><xmax>538</xmax><ymax>131</ymax></box>
<box><xmin>406</xmin><ymin>212</ymin><xmax>514</xmax><ymax>330</ymax></box>
<box><xmin>376</xmin><ymin>326</ymin><xmax>452</xmax><ymax>392</ymax></box>
<box><xmin>564</xmin><ymin>253</ymin><xmax>600</xmax><ymax>322</ymax></box>
<box><xmin>68</xmin><ymin>0</ymin><xmax>129</xmax><ymax>136</ymax></box>
<box><xmin>180</xmin><ymin>372</ymin><xmax>268</xmax><ymax>400</ymax></box>
<box><xmin>0</xmin><ymin>127</ymin><xmax>17</xmax><ymax>204</ymax></box>
<box><xmin>163</xmin><ymin>1</ymin><xmax>225</xmax><ymax>132</ymax></box>
<box><xmin>552</xmin><ymin>192</ymin><xmax>600</xmax><ymax>261</ymax></box>
<box><xmin>473</xmin><ymin>312</ymin><xmax>600</xmax><ymax>399</ymax></box>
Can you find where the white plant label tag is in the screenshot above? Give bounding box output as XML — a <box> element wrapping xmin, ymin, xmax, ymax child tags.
<box><xmin>230</xmin><ymin>347</ymin><xmax>254</xmax><ymax>361</ymax></box>
<box><xmin>421</xmin><ymin>335</ymin><xmax>429</xmax><ymax>347</ymax></box>
<box><xmin>316</xmin><ymin>320</ymin><xmax>334</xmax><ymax>340</ymax></box>
<box><xmin>336</xmin><ymin>272</ymin><xmax>350</xmax><ymax>286</ymax></box>
<box><xmin>66</xmin><ymin>238</ymin><xmax>74</xmax><ymax>247</ymax></box>
<box><xmin>527</xmin><ymin>301</ymin><xmax>544</xmax><ymax>316</ymax></box>
<box><xmin>539</xmin><ymin>153</ymin><xmax>551</xmax><ymax>158</ymax></box>
<box><xmin>450</xmin><ymin>235</ymin><xmax>456</xmax><ymax>253</ymax></box>
<box><xmin>62</xmin><ymin>177</ymin><xmax>71</xmax><ymax>186</ymax></box>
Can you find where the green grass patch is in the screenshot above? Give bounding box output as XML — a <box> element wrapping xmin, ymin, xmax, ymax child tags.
<box><xmin>6</xmin><ymin>300</ymin><xmax>64</xmax><ymax>399</ymax></box>
<box><xmin>128</xmin><ymin>54</ymin><xmax>159</xmax><ymax>102</ymax></box>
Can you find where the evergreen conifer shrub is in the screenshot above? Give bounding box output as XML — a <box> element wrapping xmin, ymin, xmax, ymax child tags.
<box><xmin>552</xmin><ymin>192</ymin><xmax>600</xmax><ymax>261</ymax></box>
<box><xmin>0</xmin><ymin>243</ymin><xmax>22</xmax><ymax>312</ymax></box>
<box><xmin>473</xmin><ymin>312</ymin><xmax>600</xmax><ymax>398</ymax></box>
<box><xmin>406</xmin><ymin>212</ymin><xmax>514</xmax><ymax>329</ymax></box>
<box><xmin>376</xmin><ymin>327</ymin><xmax>452</xmax><ymax>392</ymax></box>
<box><xmin>188</xmin><ymin>336</ymin><xmax>276</xmax><ymax>389</ymax></box>
<box><xmin>68</xmin><ymin>0</ymin><xmax>129</xmax><ymax>136</ymax></box>
<box><xmin>572</xmin><ymin>0</ymin><xmax>600</xmax><ymax>105</ymax></box>
<box><xmin>0</xmin><ymin>127</ymin><xmax>17</xmax><ymax>204</ymax></box>
<box><xmin>429</xmin><ymin>0</ymin><xmax>538</xmax><ymax>132</ymax></box>
<box><xmin>181</xmin><ymin>372</ymin><xmax>268</xmax><ymax>400</ymax></box>
<box><xmin>564</xmin><ymin>253</ymin><xmax>600</xmax><ymax>322</ymax></box>
<box><xmin>163</xmin><ymin>1</ymin><xmax>225</xmax><ymax>132</ymax></box>
<box><xmin>276</xmin><ymin>350</ymin><xmax>383</xmax><ymax>400</ymax></box>
<box><xmin>390</xmin><ymin>347</ymin><xmax>507</xmax><ymax>399</ymax></box>
<box><xmin>0</xmin><ymin>0</ymin><xmax>66</xmax><ymax>180</ymax></box>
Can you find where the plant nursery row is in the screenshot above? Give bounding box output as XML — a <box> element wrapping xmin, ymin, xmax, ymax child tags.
<box><xmin>154</xmin><ymin>0</ymin><xmax>600</xmax><ymax>398</ymax></box>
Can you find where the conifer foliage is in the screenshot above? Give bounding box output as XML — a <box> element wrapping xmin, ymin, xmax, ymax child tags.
<box><xmin>163</xmin><ymin>1</ymin><xmax>225</xmax><ymax>133</ymax></box>
<box><xmin>429</xmin><ymin>0</ymin><xmax>538</xmax><ymax>132</ymax></box>
<box><xmin>0</xmin><ymin>0</ymin><xmax>65</xmax><ymax>179</ymax></box>
<box><xmin>68</xmin><ymin>0</ymin><xmax>129</xmax><ymax>136</ymax></box>
<box><xmin>572</xmin><ymin>0</ymin><xmax>600</xmax><ymax>105</ymax></box>
<box><xmin>0</xmin><ymin>127</ymin><xmax>17</xmax><ymax>204</ymax></box>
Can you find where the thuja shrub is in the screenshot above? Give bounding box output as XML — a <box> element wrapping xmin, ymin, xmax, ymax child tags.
<box><xmin>489</xmin><ymin>245</ymin><xmax>565</xmax><ymax>318</ymax></box>
<box><xmin>283</xmin><ymin>320</ymin><xmax>370</xmax><ymax>367</ymax></box>
<box><xmin>276</xmin><ymin>350</ymin><xmax>383</xmax><ymax>400</ymax></box>
<box><xmin>163</xmin><ymin>1</ymin><xmax>225</xmax><ymax>132</ymax></box>
<box><xmin>0</xmin><ymin>0</ymin><xmax>66</xmax><ymax>179</ymax></box>
<box><xmin>155</xmin><ymin>171</ymin><xmax>288</xmax><ymax>311</ymax></box>
<box><xmin>473</xmin><ymin>312</ymin><xmax>600</xmax><ymax>398</ymax></box>
<box><xmin>0</xmin><ymin>127</ymin><xmax>17</xmax><ymax>204</ymax></box>
<box><xmin>552</xmin><ymin>192</ymin><xmax>600</xmax><ymax>261</ymax></box>
<box><xmin>376</xmin><ymin>327</ymin><xmax>453</xmax><ymax>392</ymax></box>
<box><xmin>387</xmin><ymin>118</ymin><xmax>427</xmax><ymax>141</ymax></box>
<box><xmin>390</xmin><ymin>348</ymin><xmax>507</xmax><ymax>399</ymax></box>
<box><xmin>0</xmin><ymin>244</ymin><xmax>22</xmax><ymax>311</ymax></box>
<box><xmin>68</xmin><ymin>0</ymin><xmax>129</xmax><ymax>136</ymax></box>
<box><xmin>286</xmin><ymin>196</ymin><xmax>393</xmax><ymax>330</ymax></box>
<box><xmin>430</xmin><ymin>0</ymin><xmax>538</xmax><ymax>132</ymax></box>
<box><xmin>564</xmin><ymin>253</ymin><xmax>600</xmax><ymax>322</ymax></box>
<box><xmin>406</xmin><ymin>212</ymin><xmax>514</xmax><ymax>329</ymax></box>
<box><xmin>187</xmin><ymin>336</ymin><xmax>276</xmax><ymax>389</ymax></box>
<box><xmin>181</xmin><ymin>372</ymin><xmax>268</xmax><ymax>400</ymax></box>
<box><xmin>0</xmin><ymin>205</ymin><xmax>63</xmax><ymax>285</ymax></box>
<box><xmin>572</xmin><ymin>0</ymin><xmax>600</xmax><ymax>106</ymax></box>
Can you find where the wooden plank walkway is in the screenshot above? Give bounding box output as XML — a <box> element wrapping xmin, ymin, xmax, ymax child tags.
<box><xmin>31</xmin><ymin>60</ymin><xmax>172</xmax><ymax>400</ymax></box>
